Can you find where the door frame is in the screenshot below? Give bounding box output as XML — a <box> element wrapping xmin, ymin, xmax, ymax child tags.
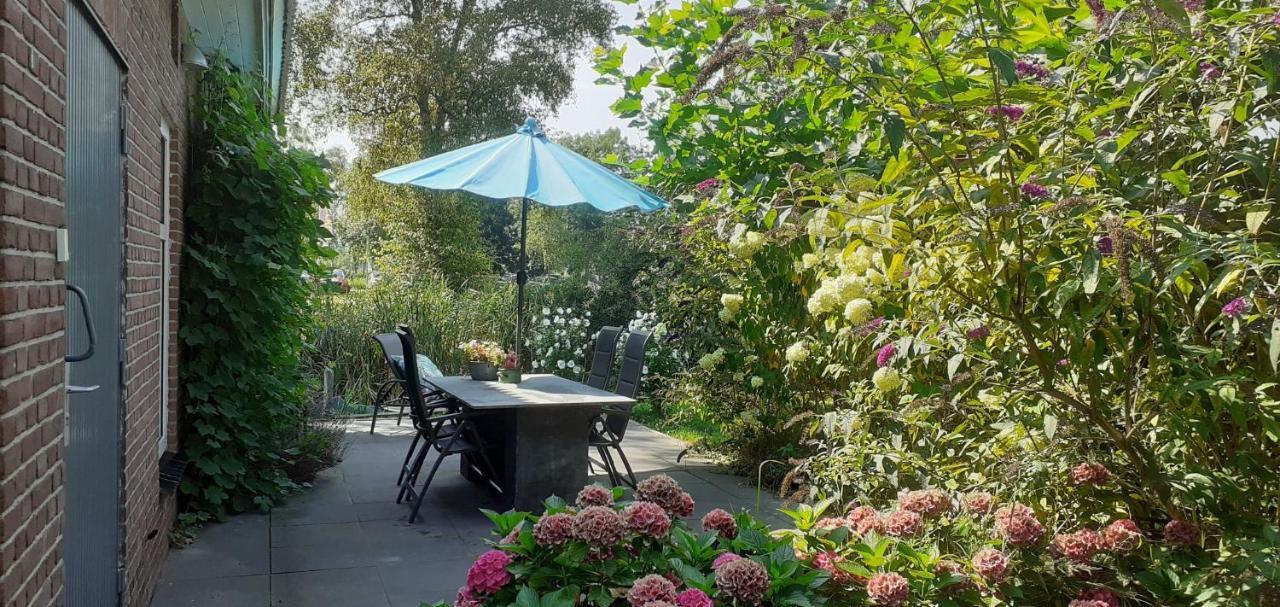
<box><xmin>64</xmin><ymin>0</ymin><xmax>130</xmax><ymax>603</ymax></box>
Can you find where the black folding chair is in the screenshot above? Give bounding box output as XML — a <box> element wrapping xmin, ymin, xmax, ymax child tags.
<box><xmin>370</xmin><ymin>332</ymin><xmax>410</xmax><ymax>434</ymax></box>
<box><xmin>584</xmin><ymin>326</ymin><xmax>622</xmax><ymax>389</ymax></box>
<box><xmin>383</xmin><ymin>326</ymin><xmax>457</xmax><ymax>487</ymax></box>
<box><xmin>395</xmin><ymin>328</ymin><xmax>498</xmax><ymax>523</ymax></box>
<box><xmin>590</xmin><ymin>330</ymin><xmax>649</xmax><ymax>488</ymax></box>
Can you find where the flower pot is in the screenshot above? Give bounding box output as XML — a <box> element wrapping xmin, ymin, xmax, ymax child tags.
<box><xmin>498</xmin><ymin>368</ymin><xmax>522</xmax><ymax>384</ymax></box>
<box><xmin>468</xmin><ymin>361</ymin><xmax>498</xmax><ymax>381</ymax></box>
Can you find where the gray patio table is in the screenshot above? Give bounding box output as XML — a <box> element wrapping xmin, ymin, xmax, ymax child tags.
<box><xmin>426</xmin><ymin>374</ymin><xmax>635</xmax><ymax>510</ymax></box>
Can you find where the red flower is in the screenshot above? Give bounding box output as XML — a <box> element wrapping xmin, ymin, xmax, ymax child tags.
<box><xmin>812</xmin><ymin>550</ymin><xmax>851</xmax><ymax>584</ymax></box>
<box><xmin>625</xmin><ymin>501</ymin><xmax>672</xmax><ymax>538</ymax></box>
<box><xmin>994</xmin><ymin>504</ymin><xmax>1045</xmax><ymax>547</ymax></box>
<box><xmin>627</xmin><ymin>574</ymin><xmax>678</xmax><ymax>607</ymax></box>
<box><xmin>573</xmin><ymin>506</ymin><xmax>626</xmax><ymax>548</ymax></box>
<box><xmin>1053</xmin><ymin>529</ymin><xmax>1099</xmax><ymax>564</ymax></box>
<box><xmin>899</xmin><ymin>489</ymin><xmax>951</xmax><ymax>518</ymax></box>
<box><xmin>576</xmin><ymin>483</ymin><xmax>614</xmax><ymax>508</ymax></box>
<box><xmin>675</xmin><ymin>589</ymin><xmax>713</xmax><ymax>607</ymax></box>
<box><xmin>964</xmin><ymin>492</ymin><xmax>995</xmax><ymax>515</ymax></box>
<box><xmin>1071</xmin><ymin>462</ymin><xmax>1111</xmax><ymax>487</ymax></box>
<box><xmin>1164</xmin><ymin>519</ymin><xmax>1201</xmax><ymax>546</ymax></box>
<box><xmin>1077</xmin><ymin>588</ymin><xmax>1120</xmax><ymax>607</ymax></box>
<box><xmin>883</xmin><ymin>509</ymin><xmax>923</xmax><ymax>537</ymax></box>
<box><xmin>715</xmin><ymin>558</ymin><xmax>770</xmax><ymax>605</ymax></box>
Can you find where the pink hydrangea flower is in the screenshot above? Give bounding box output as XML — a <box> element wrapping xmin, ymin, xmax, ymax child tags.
<box><xmin>994</xmin><ymin>504</ymin><xmax>1045</xmax><ymax>547</ymax></box>
<box><xmin>1077</xmin><ymin>588</ymin><xmax>1120</xmax><ymax>607</ymax></box>
<box><xmin>637</xmin><ymin>474</ymin><xmax>694</xmax><ymax>518</ymax></box>
<box><xmin>899</xmin><ymin>489</ymin><xmax>951</xmax><ymax>518</ymax></box>
<box><xmin>972</xmin><ymin>548</ymin><xmax>1010</xmax><ymax>582</ymax></box>
<box><xmin>883</xmin><ymin>509</ymin><xmax>923</xmax><ymax>537</ymax></box>
<box><xmin>465</xmin><ymin>550</ymin><xmax>513</xmax><ymax>595</ymax></box>
<box><xmin>866</xmin><ymin>572</ymin><xmax>910</xmax><ymax>607</ymax></box>
<box><xmin>713</xmin><ymin>552</ymin><xmax>743</xmax><ymax>570</ymax></box>
<box><xmin>1053</xmin><ymin>529</ymin><xmax>1099</xmax><ymax>564</ymax></box>
<box><xmin>933</xmin><ymin>559</ymin><xmax>972</xmax><ymax>593</ymax></box>
<box><xmin>812</xmin><ymin>550</ymin><xmax>851</xmax><ymax>584</ymax></box>
<box><xmin>676</xmin><ymin>588</ymin><xmax>713</xmax><ymax>607</ymax></box>
<box><xmin>847</xmin><ymin>506</ymin><xmax>882</xmax><ymax>535</ymax></box>
<box><xmin>701</xmin><ymin>508</ymin><xmax>738</xmax><ymax>539</ymax></box>
<box><xmin>627</xmin><ymin>574</ymin><xmax>678</xmax><ymax>607</ymax></box>
<box><xmin>576</xmin><ymin>484</ymin><xmax>614</xmax><ymax>508</ymax></box>
<box><xmin>715</xmin><ymin>558</ymin><xmax>770</xmax><ymax>605</ymax></box>
<box><xmin>965</xmin><ymin>492</ymin><xmax>995</xmax><ymax>515</ymax></box>
<box><xmin>1164</xmin><ymin>519</ymin><xmax>1201</xmax><ymax>546</ymax></box>
<box><xmin>815</xmin><ymin>516</ymin><xmax>850</xmax><ymax>531</ymax></box>
<box><xmin>625</xmin><ymin>501</ymin><xmax>673</xmax><ymax>538</ymax></box>
<box><xmin>573</xmin><ymin>506</ymin><xmax>626</xmax><ymax>548</ymax></box>
<box><xmin>1100</xmin><ymin>519</ymin><xmax>1142</xmax><ymax>552</ymax></box>
<box><xmin>1071</xmin><ymin>462</ymin><xmax>1111</xmax><ymax>487</ymax></box>
<box><xmin>876</xmin><ymin>343</ymin><xmax>897</xmax><ymax>368</ymax></box>
<box><xmin>533</xmin><ymin>512</ymin><xmax>574</xmax><ymax>546</ymax></box>
<box><xmin>455</xmin><ymin>586</ymin><xmax>484</xmax><ymax>607</ymax></box>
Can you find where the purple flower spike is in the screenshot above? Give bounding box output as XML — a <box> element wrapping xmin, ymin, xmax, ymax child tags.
<box><xmin>1096</xmin><ymin>235</ymin><xmax>1114</xmax><ymax>256</ymax></box>
<box><xmin>695</xmin><ymin>178</ymin><xmax>719</xmax><ymax>192</ymax></box>
<box><xmin>1015</xmin><ymin>60</ymin><xmax>1051</xmax><ymax>81</ymax></box>
<box><xmin>1020</xmin><ymin>182</ymin><xmax>1050</xmax><ymax>199</ymax></box>
<box><xmin>966</xmin><ymin>325</ymin><xmax>990</xmax><ymax>340</ymax></box>
<box><xmin>876</xmin><ymin>343</ymin><xmax>897</xmax><ymax>368</ymax></box>
<box><xmin>986</xmin><ymin>105</ymin><xmax>1025</xmax><ymax>121</ymax></box>
<box><xmin>1222</xmin><ymin>297</ymin><xmax>1251</xmax><ymax>318</ymax></box>
<box><xmin>1199</xmin><ymin>62</ymin><xmax>1222</xmax><ymax>81</ymax></box>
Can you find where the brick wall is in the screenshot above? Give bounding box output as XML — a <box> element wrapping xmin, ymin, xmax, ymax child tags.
<box><xmin>0</xmin><ymin>0</ymin><xmax>70</xmax><ymax>603</ymax></box>
<box><xmin>1</xmin><ymin>0</ymin><xmax>188</xmax><ymax>605</ymax></box>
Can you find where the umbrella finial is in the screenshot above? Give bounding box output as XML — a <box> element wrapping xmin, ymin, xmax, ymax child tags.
<box><xmin>517</xmin><ymin>117</ymin><xmax>545</xmax><ymax>138</ymax></box>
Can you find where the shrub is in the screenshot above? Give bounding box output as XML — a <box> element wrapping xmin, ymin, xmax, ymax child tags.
<box><xmin>597</xmin><ymin>0</ymin><xmax>1280</xmax><ymax>602</ymax></box>
<box><xmin>180</xmin><ymin>59</ymin><xmax>334</xmax><ymax>515</ymax></box>
<box><xmin>434</xmin><ymin>475</ymin><xmax>828</xmax><ymax>607</ymax></box>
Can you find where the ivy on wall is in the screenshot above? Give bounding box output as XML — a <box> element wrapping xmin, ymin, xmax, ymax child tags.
<box><xmin>179</xmin><ymin>59</ymin><xmax>334</xmax><ymax>515</ymax></box>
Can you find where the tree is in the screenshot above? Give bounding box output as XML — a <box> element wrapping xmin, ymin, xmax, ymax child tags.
<box><xmin>291</xmin><ymin>0</ymin><xmax>616</xmax><ymax>285</ymax></box>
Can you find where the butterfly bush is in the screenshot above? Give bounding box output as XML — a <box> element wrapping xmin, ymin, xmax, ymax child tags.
<box><xmin>598</xmin><ymin>0</ymin><xmax>1280</xmax><ymax>602</ymax></box>
<box><xmin>525</xmin><ymin>307</ymin><xmax>589</xmax><ymax>378</ymax></box>
<box><xmin>431</xmin><ymin>475</ymin><xmax>827</xmax><ymax>607</ymax></box>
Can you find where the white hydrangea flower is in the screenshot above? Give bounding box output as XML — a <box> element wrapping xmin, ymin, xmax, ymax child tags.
<box><xmin>568</xmin><ymin>360</ymin><xmax>577</xmax><ymax>369</ymax></box>
<box><xmin>750</xmin><ymin>376</ymin><xmax>764</xmax><ymax>388</ymax></box>
<box><xmin>542</xmin><ymin>307</ymin><xmax>551</xmax><ymax>315</ymax></box>
<box><xmin>977</xmin><ymin>389</ymin><xmax>1002</xmax><ymax>407</ymax></box>
<box><xmin>807</xmin><ymin>208</ymin><xmax>841</xmax><ymax>239</ymax></box>
<box><xmin>720</xmin><ymin>293</ymin><xmax>744</xmax><ymax>315</ymax></box>
<box><xmin>844</xmin><ymin>298</ymin><xmax>873</xmax><ymax>324</ymax></box>
<box><xmin>834</xmin><ymin>274</ymin><xmax>867</xmax><ymax>302</ymax></box>
<box><xmin>801</xmin><ymin>252</ymin><xmax>821</xmax><ymax>269</ymax></box>
<box><xmin>807</xmin><ymin>286</ymin><xmax>841</xmax><ymax>316</ymax></box>
<box><xmin>785</xmin><ymin>341</ymin><xmax>810</xmax><ymax>363</ymax></box>
<box><xmin>542</xmin><ymin>318</ymin><xmax>550</xmax><ymax>326</ymax></box>
<box><xmin>728</xmin><ymin>224</ymin><xmax>766</xmax><ymax>258</ymax></box>
<box><xmin>697</xmin><ymin>348</ymin><xmax>726</xmax><ymax>370</ymax></box>
<box><xmin>557</xmin><ymin>360</ymin><xmax>566</xmax><ymax>369</ymax></box>
<box><xmin>872</xmin><ymin>366</ymin><xmax>903</xmax><ymax>392</ymax></box>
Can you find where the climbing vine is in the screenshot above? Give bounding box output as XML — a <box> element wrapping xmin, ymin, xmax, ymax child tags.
<box><xmin>179</xmin><ymin>59</ymin><xmax>334</xmax><ymax>515</ymax></box>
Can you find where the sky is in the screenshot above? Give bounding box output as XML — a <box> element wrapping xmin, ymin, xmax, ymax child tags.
<box><xmin>317</xmin><ymin>1</ymin><xmax>661</xmax><ymax>156</ymax></box>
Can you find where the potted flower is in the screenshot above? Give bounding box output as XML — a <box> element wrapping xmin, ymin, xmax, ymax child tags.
<box><xmin>498</xmin><ymin>351</ymin><xmax>522</xmax><ymax>384</ymax></box>
<box><xmin>459</xmin><ymin>340</ymin><xmax>505</xmax><ymax>381</ymax></box>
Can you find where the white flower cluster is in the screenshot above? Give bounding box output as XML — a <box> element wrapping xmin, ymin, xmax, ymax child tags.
<box><xmin>698</xmin><ymin>347</ymin><xmax>726</xmax><ymax>370</ymax></box>
<box><xmin>719</xmin><ymin>293</ymin><xmax>744</xmax><ymax>322</ymax></box>
<box><xmin>527</xmin><ymin>306</ymin><xmax>591</xmax><ymax>378</ymax></box>
<box><xmin>624</xmin><ymin>310</ymin><xmax>685</xmax><ymax>381</ymax></box>
<box><xmin>728</xmin><ymin>223</ymin><xmax>766</xmax><ymax>258</ymax></box>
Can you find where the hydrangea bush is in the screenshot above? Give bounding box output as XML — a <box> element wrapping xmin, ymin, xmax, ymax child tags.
<box><xmin>595</xmin><ymin>0</ymin><xmax>1280</xmax><ymax>603</ymax></box>
<box><xmin>435</xmin><ymin>475</ymin><xmax>828</xmax><ymax>607</ymax></box>
<box><xmin>527</xmin><ymin>306</ymin><xmax>591</xmax><ymax>378</ymax></box>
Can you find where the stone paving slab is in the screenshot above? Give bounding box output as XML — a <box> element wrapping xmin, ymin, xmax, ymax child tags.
<box><xmin>150</xmin><ymin>418</ymin><xmax>786</xmax><ymax>607</ymax></box>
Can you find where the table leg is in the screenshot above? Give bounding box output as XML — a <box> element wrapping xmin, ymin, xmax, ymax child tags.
<box><xmin>502</xmin><ymin>405</ymin><xmax>599</xmax><ymax>511</ymax></box>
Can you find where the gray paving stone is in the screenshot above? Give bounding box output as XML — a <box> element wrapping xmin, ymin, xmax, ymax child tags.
<box><xmin>270</xmin><ymin>522</ymin><xmax>364</xmax><ymax>548</ymax></box>
<box><xmin>149</xmin><ymin>574</ymin><xmax>269</xmax><ymax>607</ymax></box>
<box><xmin>271</xmin><ymin>567</ymin><xmax>390</xmax><ymax>607</ymax></box>
<box><xmin>378</xmin><ymin>557</ymin><xmax>474</xmax><ymax>607</ymax></box>
<box><xmin>160</xmin><ymin>516</ymin><xmax>269</xmax><ymax>581</ymax></box>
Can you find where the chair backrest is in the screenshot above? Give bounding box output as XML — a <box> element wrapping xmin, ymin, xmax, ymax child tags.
<box><xmin>395</xmin><ymin>328</ymin><xmax>431</xmax><ymax>427</ymax></box>
<box><xmin>372</xmin><ymin>332</ymin><xmax>406</xmax><ymax>380</ymax></box>
<box><xmin>585</xmin><ymin>326</ymin><xmax>622</xmax><ymax>390</ymax></box>
<box><xmin>613</xmin><ymin>330</ymin><xmax>650</xmax><ymax>400</ymax></box>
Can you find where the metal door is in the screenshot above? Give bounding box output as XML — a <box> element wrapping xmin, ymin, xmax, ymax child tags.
<box><xmin>64</xmin><ymin>2</ymin><xmax>124</xmax><ymax>604</ymax></box>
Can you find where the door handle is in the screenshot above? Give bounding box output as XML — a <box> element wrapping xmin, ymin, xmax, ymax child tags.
<box><xmin>67</xmin><ymin>384</ymin><xmax>100</xmax><ymax>394</ymax></box>
<box><xmin>65</xmin><ymin>284</ymin><xmax>96</xmax><ymax>363</ymax></box>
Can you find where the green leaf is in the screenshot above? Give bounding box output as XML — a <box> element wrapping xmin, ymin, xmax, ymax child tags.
<box><xmin>515</xmin><ymin>586</ymin><xmax>540</xmax><ymax>607</ymax></box>
<box><xmin>1044</xmin><ymin>413</ymin><xmax>1059</xmax><ymax>440</ymax></box>
<box><xmin>1162</xmin><ymin>170</ymin><xmax>1191</xmax><ymax>196</ymax></box>
<box><xmin>1082</xmin><ymin>250</ymin><xmax>1101</xmax><ymax>295</ymax></box>
<box><xmin>1152</xmin><ymin>0</ymin><xmax>1190</xmax><ymax>30</ymax></box>
<box><xmin>1246</xmin><ymin>203</ymin><xmax>1270</xmax><ymax>234</ymax></box>
<box><xmin>1270</xmin><ymin>318</ymin><xmax>1280</xmax><ymax>373</ymax></box>
<box><xmin>986</xmin><ymin>47</ymin><xmax>1019</xmax><ymax>85</ymax></box>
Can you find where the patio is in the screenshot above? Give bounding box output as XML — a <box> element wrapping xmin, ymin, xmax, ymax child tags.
<box><xmin>149</xmin><ymin>417</ymin><xmax>788</xmax><ymax>607</ymax></box>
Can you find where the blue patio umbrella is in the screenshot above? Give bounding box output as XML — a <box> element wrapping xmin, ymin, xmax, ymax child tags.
<box><xmin>374</xmin><ymin>118</ymin><xmax>667</xmax><ymax>365</ymax></box>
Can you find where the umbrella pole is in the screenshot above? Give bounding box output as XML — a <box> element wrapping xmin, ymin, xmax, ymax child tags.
<box><xmin>515</xmin><ymin>197</ymin><xmax>529</xmax><ymax>370</ymax></box>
